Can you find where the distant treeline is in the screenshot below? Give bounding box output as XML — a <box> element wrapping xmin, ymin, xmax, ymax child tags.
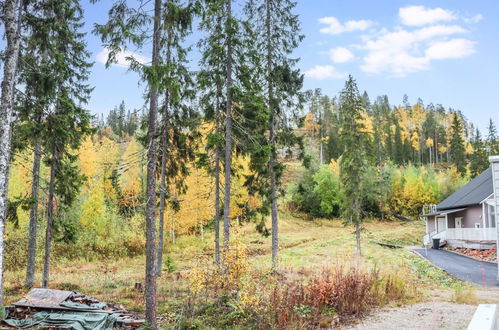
<box><xmin>303</xmin><ymin>89</ymin><xmax>498</xmax><ymax>177</ymax></box>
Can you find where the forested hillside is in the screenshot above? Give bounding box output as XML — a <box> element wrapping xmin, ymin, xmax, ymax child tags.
<box><xmin>303</xmin><ymin>89</ymin><xmax>498</xmax><ymax>174</ymax></box>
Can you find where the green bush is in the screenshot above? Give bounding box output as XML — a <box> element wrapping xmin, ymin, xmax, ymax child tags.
<box><xmin>289</xmin><ymin>163</ymin><xmax>466</xmax><ymax>220</ymax></box>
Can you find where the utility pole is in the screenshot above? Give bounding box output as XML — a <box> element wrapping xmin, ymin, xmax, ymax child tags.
<box><xmin>490</xmin><ymin>156</ymin><xmax>499</xmax><ymax>281</ymax></box>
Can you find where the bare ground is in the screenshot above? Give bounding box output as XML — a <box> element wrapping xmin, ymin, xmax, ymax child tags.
<box><xmin>343</xmin><ymin>302</ymin><xmax>477</xmax><ymax>330</ymax></box>
<box><xmin>342</xmin><ymin>284</ymin><xmax>499</xmax><ymax>330</ymax></box>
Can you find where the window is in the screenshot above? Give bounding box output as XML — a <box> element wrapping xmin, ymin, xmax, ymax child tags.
<box><xmin>489</xmin><ymin>205</ymin><xmax>496</xmax><ymax>228</ymax></box>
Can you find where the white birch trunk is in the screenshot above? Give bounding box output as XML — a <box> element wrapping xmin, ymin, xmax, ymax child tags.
<box><xmin>0</xmin><ymin>0</ymin><xmax>23</xmax><ymax>305</ymax></box>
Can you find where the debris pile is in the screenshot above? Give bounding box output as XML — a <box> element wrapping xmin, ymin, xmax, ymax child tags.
<box><xmin>2</xmin><ymin>288</ymin><xmax>144</xmax><ymax>329</ymax></box>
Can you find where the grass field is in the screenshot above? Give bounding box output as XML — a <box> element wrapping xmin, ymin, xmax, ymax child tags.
<box><xmin>4</xmin><ymin>210</ymin><xmax>464</xmax><ymax>319</ymax></box>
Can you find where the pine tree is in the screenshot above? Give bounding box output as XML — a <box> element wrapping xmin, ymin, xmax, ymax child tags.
<box><xmin>449</xmin><ymin>113</ymin><xmax>467</xmax><ymax>176</ymax></box>
<box><xmin>470</xmin><ymin>128</ymin><xmax>489</xmax><ymax>177</ymax></box>
<box><xmin>338</xmin><ymin>76</ymin><xmax>366</xmax><ymax>255</ymax></box>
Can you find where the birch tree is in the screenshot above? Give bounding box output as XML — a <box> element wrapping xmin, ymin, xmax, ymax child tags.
<box><xmin>0</xmin><ymin>0</ymin><xmax>24</xmax><ymax>304</ymax></box>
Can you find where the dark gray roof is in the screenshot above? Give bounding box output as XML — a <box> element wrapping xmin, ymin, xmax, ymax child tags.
<box><xmin>421</xmin><ymin>208</ymin><xmax>466</xmax><ymax>217</ymax></box>
<box><xmin>437</xmin><ymin>167</ymin><xmax>493</xmax><ymax>210</ymax></box>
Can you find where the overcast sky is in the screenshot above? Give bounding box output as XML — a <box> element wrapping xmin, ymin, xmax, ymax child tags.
<box><xmin>82</xmin><ymin>0</ymin><xmax>498</xmax><ymax>131</ymax></box>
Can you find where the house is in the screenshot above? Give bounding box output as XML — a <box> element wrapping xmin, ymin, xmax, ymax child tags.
<box><xmin>422</xmin><ymin>167</ymin><xmax>496</xmax><ymax>249</ymax></box>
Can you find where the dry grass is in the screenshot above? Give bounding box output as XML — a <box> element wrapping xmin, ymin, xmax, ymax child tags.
<box><xmin>2</xmin><ymin>211</ymin><xmax>447</xmax><ymax>319</ymax></box>
<box><xmin>451</xmin><ymin>284</ymin><xmax>477</xmax><ymax>305</ymax></box>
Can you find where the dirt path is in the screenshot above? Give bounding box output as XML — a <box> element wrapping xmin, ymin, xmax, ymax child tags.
<box><xmin>342</xmin><ymin>302</ymin><xmax>476</xmax><ymax>330</ymax></box>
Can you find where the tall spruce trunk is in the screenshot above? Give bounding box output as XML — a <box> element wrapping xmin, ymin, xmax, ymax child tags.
<box><xmin>266</xmin><ymin>0</ymin><xmax>279</xmax><ymax>272</ymax></box>
<box><xmin>42</xmin><ymin>150</ymin><xmax>57</xmax><ymax>288</ymax></box>
<box><xmin>156</xmin><ymin>120</ymin><xmax>167</xmax><ymax>277</ymax></box>
<box><xmin>223</xmin><ymin>0</ymin><xmax>233</xmax><ymax>252</ymax></box>
<box><xmin>0</xmin><ymin>0</ymin><xmax>23</xmax><ymax>304</ymax></box>
<box><xmin>144</xmin><ymin>0</ymin><xmax>161</xmax><ymax>327</ymax></box>
<box><xmin>214</xmin><ymin>128</ymin><xmax>221</xmax><ymax>266</ymax></box>
<box><xmin>156</xmin><ymin>20</ymin><xmax>172</xmax><ymax>278</ymax></box>
<box><xmin>25</xmin><ymin>141</ymin><xmax>42</xmax><ymax>288</ymax></box>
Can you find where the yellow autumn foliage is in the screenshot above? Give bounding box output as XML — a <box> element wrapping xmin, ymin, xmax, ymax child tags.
<box><xmin>358</xmin><ymin>110</ymin><xmax>373</xmax><ymax>134</ymax></box>
<box><xmin>189</xmin><ymin>232</ymin><xmax>250</xmax><ymax>295</ymax></box>
<box><xmin>119</xmin><ymin>137</ymin><xmax>143</xmax><ymax>212</ymax></box>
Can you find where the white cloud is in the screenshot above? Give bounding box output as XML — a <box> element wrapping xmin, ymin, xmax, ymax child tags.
<box><xmin>399</xmin><ymin>6</ymin><xmax>456</xmax><ymax>26</ymax></box>
<box><xmin>413</xmin><ymin>25</ymin><xmax>467</xmax><ymax>40</ymax></box>
<box><xmin>316</xmin><ymin>6</ymin><xmax>479</xmax><ymax>77</ymax></box>
<box><xmin>96</xmin><ymin>48</ymin><xmax>149</xmax><ymax>68</ymax></box>
<box><xmin>319</xmin><ymin>16</ymin><xmax>373</xmax><ymax>35</ymax></box>
<box><xmin>360</xmin><ymin>23</ymin><xmax>475</xmax><ymax>76</ymax></box>
<box><xmin>425</xmin><ymin>38</ymin><xmax>476</xmax><ymax>59</ymax></box>
<box><xmin>304</xmin><ymin>65</ymin><xmax>344</xmax><ymax>79</ymax></box>
<box><xmin>464</xmin><ymin>14</ymin><xmax>483</xmax><ymax>24</ymax></box>
<box><xmin>329</xmin><ymin>47</ymin><xmax>354</xmax><ymax>63</ymax></box>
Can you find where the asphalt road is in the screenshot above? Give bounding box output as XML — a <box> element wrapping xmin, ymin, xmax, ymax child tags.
<box><xmin>414</xmin><ymin>248</ymin><xmax>499</xmax><ymax>286</ymax></box>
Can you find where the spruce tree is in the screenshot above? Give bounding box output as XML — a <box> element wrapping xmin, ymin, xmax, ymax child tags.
<box><xmin>223</xmin><ymin>0</ymin><xmax>234</xmax><ymax>252</ymax></box>
<box><xmin>449</xmin><ymin>113</ymin><xmax>467</xmax><ymax>176</ymax></box>
<box><xmin>35</xmin><ymin>0</ymin><xmax>93</xmax><ymax>289</ymax></box>
<box><xmin>394</xmin><ymin>122</ymin><xmax>404</xmax><ymax>165</ymax></box>
<box><xmin>306</xmin><ymin>88</ymin><xmax>324</xmax><ymax>164</ymax></box>
<box><xmin>487</xmin><ymin>119</ymin><xmax>499</xmax><ymax>155</ymax></box>
<box><xmin>94</xmin><ymin>0</ymin><xmax>166</xmax><ymax>325</ymax></box>
<box><xmin>245</xmin><ymin>0</ymin><xmax>303</xmax><ymax>271</ymax></box>
<box><xmin>371</xmin><ymin>96</ymin><xmax>390</xmax><ymax>165</ymax></box>
<box><xmin>198</xmin><ymin>0</ymin><xmax>259</xmax><ymax>262</ymax></box>
<box><xmin>198</xmin><ymin>0</ymin><xmax>226</xmax><ymax>265</ymax></box>
<box><xmin>338</xmin><ymin>75</ymin><xmax>366</xmax><ymax>255</ymax></box>
<box><xmin>16</xmin><ymin>0</ymin><xmax>54</xmax><ymax>288</ymax></box>
<box><xmin>470</xmin><ymin>128</ymin><xmax>489</xmax><ymax>177</ymax></box>
<box><xmin>156</xmin><ymin>0</ymin><xmax>198</xmax><ymax>277</ymax></box>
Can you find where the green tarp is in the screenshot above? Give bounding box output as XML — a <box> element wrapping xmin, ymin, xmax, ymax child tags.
<box><xmin>4</xmin><ymin>310</ymin><xmax>120</xmax><ymax>330</ymax></box>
